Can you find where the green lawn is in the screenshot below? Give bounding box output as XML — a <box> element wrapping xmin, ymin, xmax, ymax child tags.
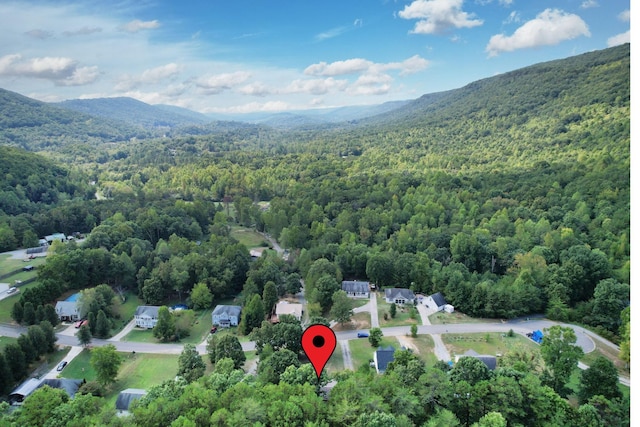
<box><xmin>377</xmin><ymin>299</ymin><xmax>420</xmax><ymax>328</ymax></box>
<box><xmin>349</xmin><ymin>336</ymin><xmax>397</xmax><ymax>370</ymax></box>
<box><xmin>61</xmin><ymin>349</ymin><xmax>181</xmax><ymax>406</ymax></box>
<box><xmin>111</xmin><ymin>292</ymin><xmax>144</xmax><ymax>334</ymax></box>
<box><xmin>0</xmin><ymin>280</ymin><xmax>44</xmax><ymax>323</ymax></box>
<box><xmin>429</xmin><ymin>311</ymin><xmax>501</xmax><ymax>325</ymax></box>
<box><xmin>580</xmin><ymin>335</ymin><xmax>630</xmax><ymax>377</ymax></box>
<box><xmin>230</xmin><ymin>226</ymin><xmax>270</xmax><ymax>248</ymax></box>
<box><xmin>0</xmin><ymin>336</ymin><xmax>18</xmax><ymax>352</ymax></box>
<box><xmin>122</xmin><ymin>309</ymin><xmax>213</xmax><ymax>344</ymax></box>
<box><xmin>0</xmin><ymin>253</ymin><xmax>47</xmax><ymax>276</ymax></box>
<box><xmin>443</xmin><ymin>332</ymin><xmax>539</xmax><ymax>360</ymax></box>
<box><xmin>324</xmin><ymin>341</ymin><xmax>344</xmax><ymax>374</ymax></box>
<box><xmin>401</xmin><ymin>335</ymin><xmax>438</xmax><ymax>367</ymax></box>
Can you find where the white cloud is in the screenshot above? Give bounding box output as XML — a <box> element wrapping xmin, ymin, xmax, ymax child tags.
<box><xmin>119</xmin><ymin>19</ymin><xmax>160</xmax><ymax>33</ymax></box>
<box><xmin>195</xmin><ymin>71</ymin><xmax>252</xmax><ymax>95</ymax></box>
<box><xmin>24</xmin><ymin>29</ymin><xmax>53</xmax><ymax>39</ymax></box>
<box><xmin>0</xmin><ymin>53</ymin><xmax>99</xmax><ymax>86</ymax></box>
<box><xmin>618</xmin><ymin>10</ymin><xmax>630</xmax><ymax>22</ymax></box>
<box><xmin>354</xmin><ymin>18</ymin><xmax>363</xmax><ymax>27</ymax></box>
<box><xmin>504</xmin><ymin>11</ymin><xmax>521</xmax><ymax>24</ymax></box>
<box><xmin>286</xmin><ymin>78</ymin><xmax>349</xmax><ymax>95</ymax></box>
<box><xmin>305</xmin><ymin>55</ymin><xmax>429</xmax><ymax>77</ymax></box>
<box><xmin>63</xmin><ymin>27</ymin><xmax>102</xmax><ymax>37</ymax></box>
<box><xmin>399</xmin><ymin>0</ymin><xmax>483</xmax><ymax>35</ymax></box>
<box><xmin>607</xmin><ymin>30</ymin><xmax>630</xmax><ymax>47</ymax></box>
<box><xmin>209</xmin><ymin>101</ymin><xmax>292</xmax><ymax>114</ymax></box>
<box><xmin>238</xmin><ymin>82</ymin><xmax>272</xmax><ymax>97</ymax></box>
<box><xmin>115</xmin><ymin>63</ymin><xmax>182</xmax><ymax>91</ymax></box>
<box><xmin>486</xmin><ymin>9</ymin><xmax>590</xmax><ymax>57</ymax></box>
<box><xmin>580</xmin><ymin>0</ymin><xmax>598</xmax><ymax>9</ymax></box>
<box><xmin>315</xmin><ymin>26</ymin><xmax>350</xmax><ymax>41</ymax></box>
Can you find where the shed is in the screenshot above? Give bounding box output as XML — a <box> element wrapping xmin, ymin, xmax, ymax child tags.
<box><xmin>211</xmin><ymin>305</ymin><xmax>242</xmax><ymax>327</ymax></box>
<box><xmin>9</xmin><ymin>378</ymin><xmax>42</xmax><ymax>403</ymax></box>
<box><xmin>341</xmin><ymin>280</ymin><xmax>370</xmax><ymax>298</ymax></box>
<box><xmin>116</xmin><ymin>388</ymin><xmax>147</xmax><ymax>412</ymax></box>
<box><xmin>134</xmin><ymin>306</ymin><xmax>160</xmax><ymax>329</ymax></box>
<box><xmin>384</xmin><ymin>288</ymin><xmax>415</xmax><ymax>305</ymax></box>
<box><xmin>39</xmin><ymin>378</ymin><xmax>84</xmax><ymax>398</ymax></box>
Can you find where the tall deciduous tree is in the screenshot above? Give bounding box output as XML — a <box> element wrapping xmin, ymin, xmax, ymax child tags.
<box><xmin>22</xmin><ymin>301</ymin><xmax>35</xmax><ymax>325</ymax></box>
<box><xmin>153</xmin><ymin>306</ymin><xmax>176</xmax><ymax>342</ymax></box>
<box><xmin>368</xmin><ymin>327</ymin><xmax>383</xmax><ymax>347</ymax></box>
<box><xmin>177</xmin><ymin>344</ymin><xmax>206</xmax><ymax>383</ymax></box>
<box><xmin>76</xmin><ymin>324</ymin><xmax>92</xmax><ymax>347</ymax></box>
<box><xmin>262</xmin><ymin>281</ymin><xmax>278</xmax><ymax>316</ymax></box>
<box><xmin>11</xmin><ymin>301</ymin><xmax>23</xmax><ymax>324</ymax></box>
<box><xmin>578</xmin><ymin>356</ymin><xmax>622</xmax><ymax>404</ymax></box>
<box><xmin>330</xmin><ymin>290</ymin><xmax>353</xmax><ymax>325</ymax></box>
<box><xmin>207</xmin><ymin>334</ymin><xmax>246</xmax><ymax>369</ymax></box>
<box><xmin>90</xmin><ymin>344</ymin><xmax>122</xmax><ymax>386</ymax></box>
<box><xmin>95</xmin><ymin>309</ymin><xmax>110</xmax><ymax>338</ymax></box>
<box><xmin>190</xmin><ymin>282</ymin><xmax>213</xmax><ymax>310</ymax></box>
<box><xmin>540</xmin><ymin>326</ymin><xmax>583</xmax><ymax>394</ymax></box>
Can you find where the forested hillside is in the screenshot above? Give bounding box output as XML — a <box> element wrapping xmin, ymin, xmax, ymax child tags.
<box><xmin>0</xmin><ymin>89</ymin><xmax>150</xmax><ymax>150</ymax></box>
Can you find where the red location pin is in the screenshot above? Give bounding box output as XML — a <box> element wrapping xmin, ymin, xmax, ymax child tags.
<box><xmin>301</xmin><ymin>324</ymin><xmax>337</xmax><ymax>380</ymax></box>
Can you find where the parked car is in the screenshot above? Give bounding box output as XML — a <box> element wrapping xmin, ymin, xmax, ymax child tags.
<box><xmin>357</xmin><ymin>331</ymin><xmax>369</xmax><ymax>338</ymax></box>
<box><xmin>7</xmin><ymin>287</ymin><xmax>17</xmax><ymax>294</ymax></box>
<box><xmin>22</xmin><ymin>265</ymin><xmax>34</xmax><ymax>271</ymax></box>
<box><xmin>210</xmin><ymin>326</ymin><xmax>218</xmax><ymax>334</ymax></box>
<box><xmin>56</xmin><ymin>361</ymin><xmax>67</xmax><ymax>371</ymax></box>
<box><xmin>75</xmin><ymin>319</ymin><xmax>87</xmax><ymax>328</ymax></box>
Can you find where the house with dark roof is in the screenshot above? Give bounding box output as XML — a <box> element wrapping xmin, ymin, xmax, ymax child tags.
<box><xmin>116</xmin><ymin>388</ymin><xmax>147</xmax><ymax>413</ymax></box>
<box><xmin>211</xmin><ymin>305</ymin><xmax>242</xmax><ymax>327</ymax></box>
<box><xmin>55</xmin><ymin>300</ymin><xmax>83</xmax><ymax>322</ymax></box>
<box><xmin>455</xmin><ymin>350</ymin><xmax>497</xmax><ymax>371</ymax></box>
<box><xmin>341</xmin><ymin>280</ymin><xmax>370</xmax><ymax>298</ymax></box>
<box><xmin>134</xmin><ymin>306</ymin><xmax>160</xmax><ymax>329</ymax></box>
<box><xmin>39</xmin><ymin>379</ymin><xmax>84</xmax><ymax>398</ymax></box>
<box><xmin>384</xmin><ymin>288</ymin><xmax>416</xmax><ymax>305</ymax></box>
<box><xmin>373</xmin><ymin>346</ymin><xmax>396</xmax><ymax>374</ymax></box>
<box><xmin>425</xmin><ymin>292</ymin><xmax>448</xmax><ymax>312</ymax></box>
<box><xmin>9</xmin><ymin>378</ymin><xmax>42</xmax><ymax>404</ymax></box>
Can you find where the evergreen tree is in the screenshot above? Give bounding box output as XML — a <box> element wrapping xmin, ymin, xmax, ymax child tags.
<box><xmin>153</xmin><ymin>306</ymin><xmax>176</xmax><ymax>342</ymax></box>
<box><xmin>35</xmin><ymin>304</ymin><xmax>45</xmax><ymax>323</ymax></box>
<box><xmin>207</xmin><ymin>334</ymin><xmax>246</xmax><ymax>369</ymax></box>
<box><xmin>262</xmin><ymin>281</ymin><xmax>278</xmax><ymax>315</ymax></box>
<box><xmin>26</xmin><ymin>325</ymin><xmax>47</xmax><ymax>357</ymax></box>
<box><xmin>17</xmin><ymin>334</ymin><xmax>37</xmax><ymax>364</ymax></box>
<box><xmin>3</xmin><ymin>343</ymin><xmax>27</xmax><ymax>382</ymax></box>
<box><xmin>11</xmin><ymin>301</ymin><xmax>23</xmax><ymax>324</ymax></box>
<box><xmin>240</xmin><ymin>294</ymin><xmax>264</xmax><ymax>335</ymax></box>
<box><xmin>23</xmin><ymin>301</ymin><xmax>35</xmax><ymax>325</ymax></box>
<box><xmin>95</xmin><ymin>310</ymin><xmax>110</xmax><ymax>338</ymax></box>
<box><xmin>44</xmin><ymin>304</ymin><xmax>60</xmax><ymax>326</ymax></box>
<box><xmin>39</xmin><ymin>321</ymin><xmax>57</xmax><ymax>353</ymax></box>
<box><xmin>0</xmin><ymin>352</ymin><xmax>12</xmax><ymax>395</ymax></box>
<box><xmin>87</xmin><ymin>311</ymin><xmax>96</xmax><ymax>335</ymax></box>
<box><xmin>390</xmin><ymin>303</ymin><xmax>397</xmax><ymax>318</ymax></box>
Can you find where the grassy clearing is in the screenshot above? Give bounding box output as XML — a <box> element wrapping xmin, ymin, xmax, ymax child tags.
<box><xmin>111</xmin><ymin>292</ymin><xmax>144</xmax><ymax>334</ymax></box>
<box><xmin>429</xmin><ymin>311</ymin><xmax>501</xmax><ymax>325</ymax></box>
<box><xmin>122</xmin><ymin>309</ymin><xmax>213</xmax><ymax>344</ymax></box>
<box><xmin>580</xmin><ymin>335</ymin><xmax>629</xmax><ymax>377</ymax></box>
<box><xmin>396</xmin><ymin>334</ymin><xmax>439</xmax><ymax>367</ymax></box>
<box><xmin>377</xmin><ymin>299</ymin><xmax>420</xmax><ymax>328</ymax></box>
<box><xmin>230</xmin><ymin>226</ymin><xmax>269</xmax><ymax>248</ymax></box>
<box><xmin>349</xmin><ymin>298</ymin><xmax>369</xmax><ymax>310</ymax></box>
<box><xmin>324</xmin><ymin>342</ymin><xmax>344</xmax><ymax>374</ymax></box>
<box><xmin>332</xmin><ymin>312</ymin><xmax>371</xmax><ymax>332</ymax></box>
<box><xmin>0</xmin><ymin>253</ymin><xmax>47</xmax><ymax>276</ymax></box>
<box><xmin>61</xmin><ymin>349</ymin><xmax>180</xmax><ymax>406</ymax></box>
<box><xmin>443</xmin><ymin>332</ymin><xmax>538</xmax><ymax>359</ymax></box>
<box><xmin>0</xmin><ymin>281</ymin><xmax>43</xmax><ymax>323</ymax></box>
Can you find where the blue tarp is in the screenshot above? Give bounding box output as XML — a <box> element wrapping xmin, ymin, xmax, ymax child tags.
<box><xmin>531</xmin><ymin>330</ymin><xmax>544</xmax><ymax>343</ymax></box>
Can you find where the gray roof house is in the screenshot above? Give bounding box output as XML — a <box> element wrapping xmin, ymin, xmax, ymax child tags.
<box><xmin>116</xmin><ymin>388</ymin><xmax>147</xmax><ymax>413</ymax></box>
<box><xmin>341</xmin><ymin>281</ymin><xmax>370</xmax><ymax>298</ymax></box>
<box><xmin>212</xmin><ymin>305</ymin><xmax>242</xmax><ymax>327</ymax></box>
<box><xmin>39</xmin><ymin>379</ymin><xmax>84</xmax><ymax>398</ymax></box>
<box><xmin>134</xmin><ymin>306</ymin><xmax>160</xmax><ymax>329</ymax></box>
<box><xmin>373</xmin><ymin>346</ymin><xmax>396</xmax><ymax>374</ymax></box>
<box><xmin>55</xmin><ymin>301</ymin><xmax>83</xmax><ymax>322</ymax></box>
<box><xmin>425</xmin><ymin>292</ymin><xmax>448</xmax><ymax>311</ymax></box>
<box><xmin>455</xmin><ymin>350</ymin><xmax>497</xmax><ymax>371</ymax></box>
<box><xmin>384</xmin><ymin>288</ymin><xmax>416</xmax><ymax>305</ymax></box>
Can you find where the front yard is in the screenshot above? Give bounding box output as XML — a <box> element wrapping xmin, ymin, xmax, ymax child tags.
<box><xmin>377</xmin><ymin>299</ymin><xmax>420</xmax><ymax>328</ymax></box>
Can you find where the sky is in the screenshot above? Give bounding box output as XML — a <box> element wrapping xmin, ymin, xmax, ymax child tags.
<box><xmin>0</xmin><ymin>0</ymin><xmax>631</xmax><ymax>114</ymax></box>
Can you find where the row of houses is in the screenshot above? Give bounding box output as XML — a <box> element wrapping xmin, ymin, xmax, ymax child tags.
<box><xmin>340</xmin><ymin>280</ymin><xmax>454</xmax><ymax>313</ymax></box>
<box><xmin>374</xmin><ymin>347</ymin><xmax>498</xmax><ymax>374</ymax></box>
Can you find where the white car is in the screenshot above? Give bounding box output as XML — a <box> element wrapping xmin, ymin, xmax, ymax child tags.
<box><xmin>7</xmin><ymin>287</ymin><xmax>17</xmax><ymax>294</ymax></box>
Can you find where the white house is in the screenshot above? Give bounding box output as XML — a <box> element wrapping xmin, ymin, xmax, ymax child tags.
<box><xmin>384</xmin><ymin>288</ymin><xmax>416</xmax><ymax>305</ymax></box>
<box><xmin>274</xmin><ymin>301</ymin><xmax>303</xmax><ymax>322</ymax></box>
<box><xmin>341</xmin><ymin>280</ymin><xmax>370</xmax><ymax>298</ymax></box>
<box><xmin>211</xmin><ymin>305</ymin><xmax>242</xmax><ymax>327</ymax></box>
<box><xmin>424</xmin><ymin>292</ymin><xmax>448</xmax><ymax>312</ymax></box>
<box><xmin>134</xmin><ymin>306</ymin><xmax>160</xmax><ymax>329</ymax></box>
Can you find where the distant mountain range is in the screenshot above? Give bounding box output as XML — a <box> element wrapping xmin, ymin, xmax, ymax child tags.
<box><xmin>0</xmin><ymin>43</ymin><xmax>629</xmax><ymax>152</ymax></box>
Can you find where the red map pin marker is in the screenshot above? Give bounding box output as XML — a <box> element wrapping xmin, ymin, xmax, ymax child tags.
<box><xmin>301</xmin><ymin>324</ymin><xmax>337</xmax><ymax>380</ymax></box>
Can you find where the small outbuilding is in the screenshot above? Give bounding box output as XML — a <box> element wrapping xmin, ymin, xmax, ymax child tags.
<box><xmin>116</xmin><ymin>388</ymin><xmax>147</xmax><ymax>413</ymax></box>
<box><xmin>455</xmin><ymin>350</ymin><xmax>497</xmax><ymax>371</ymax></box>
<box><xmin>9</xmin><ymin>378</ymin><xmax>42</xmax><ymax>404</ymax></box>
<box><xmin>211</xmin><ymin>305</ymin><xmax>242</xmax><ymax>328</ymax></box>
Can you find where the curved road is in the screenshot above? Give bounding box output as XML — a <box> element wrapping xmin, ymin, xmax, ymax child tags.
<box><xmin>0</xmin><ymin>318</ymin><xmax>628</xmax><ymax>385</ymax></box>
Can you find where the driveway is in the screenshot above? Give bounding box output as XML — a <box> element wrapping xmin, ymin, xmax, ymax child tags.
<box><xmin>109</xmin><ymin>319</ymin><xmax>136</xmax><ymax>342</ymax></box>
<box><xmin>340</xmin><ymin>340</ymin><xmax>353</xmax><ymax>370</ymax></box>
<box><xmin>417</xmin><ymin>305</ymin><xmax>450</xmax><ymax>361</ymax></box>
<box><xmin>43</xmin><ymin>346</ymin><xmax>84</xmax><ymax>379</ymax></box>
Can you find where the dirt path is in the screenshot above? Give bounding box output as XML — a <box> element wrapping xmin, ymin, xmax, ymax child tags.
<box><xmin>340</xmin><ymin>340</ymin><xmax>353</xmax><ymax>370</ymax></box>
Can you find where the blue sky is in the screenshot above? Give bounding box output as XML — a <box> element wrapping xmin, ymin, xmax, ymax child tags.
<box><xmin>0</xmin><ymin>0</ymin><xmax>631</xmax><ymax>113</ymax></box>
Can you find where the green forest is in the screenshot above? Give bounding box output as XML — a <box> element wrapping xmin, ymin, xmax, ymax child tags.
<box><xmin>0</xmin><ymin>44</ymin><xmax>630</xmax><ymax>426</ymax></box>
